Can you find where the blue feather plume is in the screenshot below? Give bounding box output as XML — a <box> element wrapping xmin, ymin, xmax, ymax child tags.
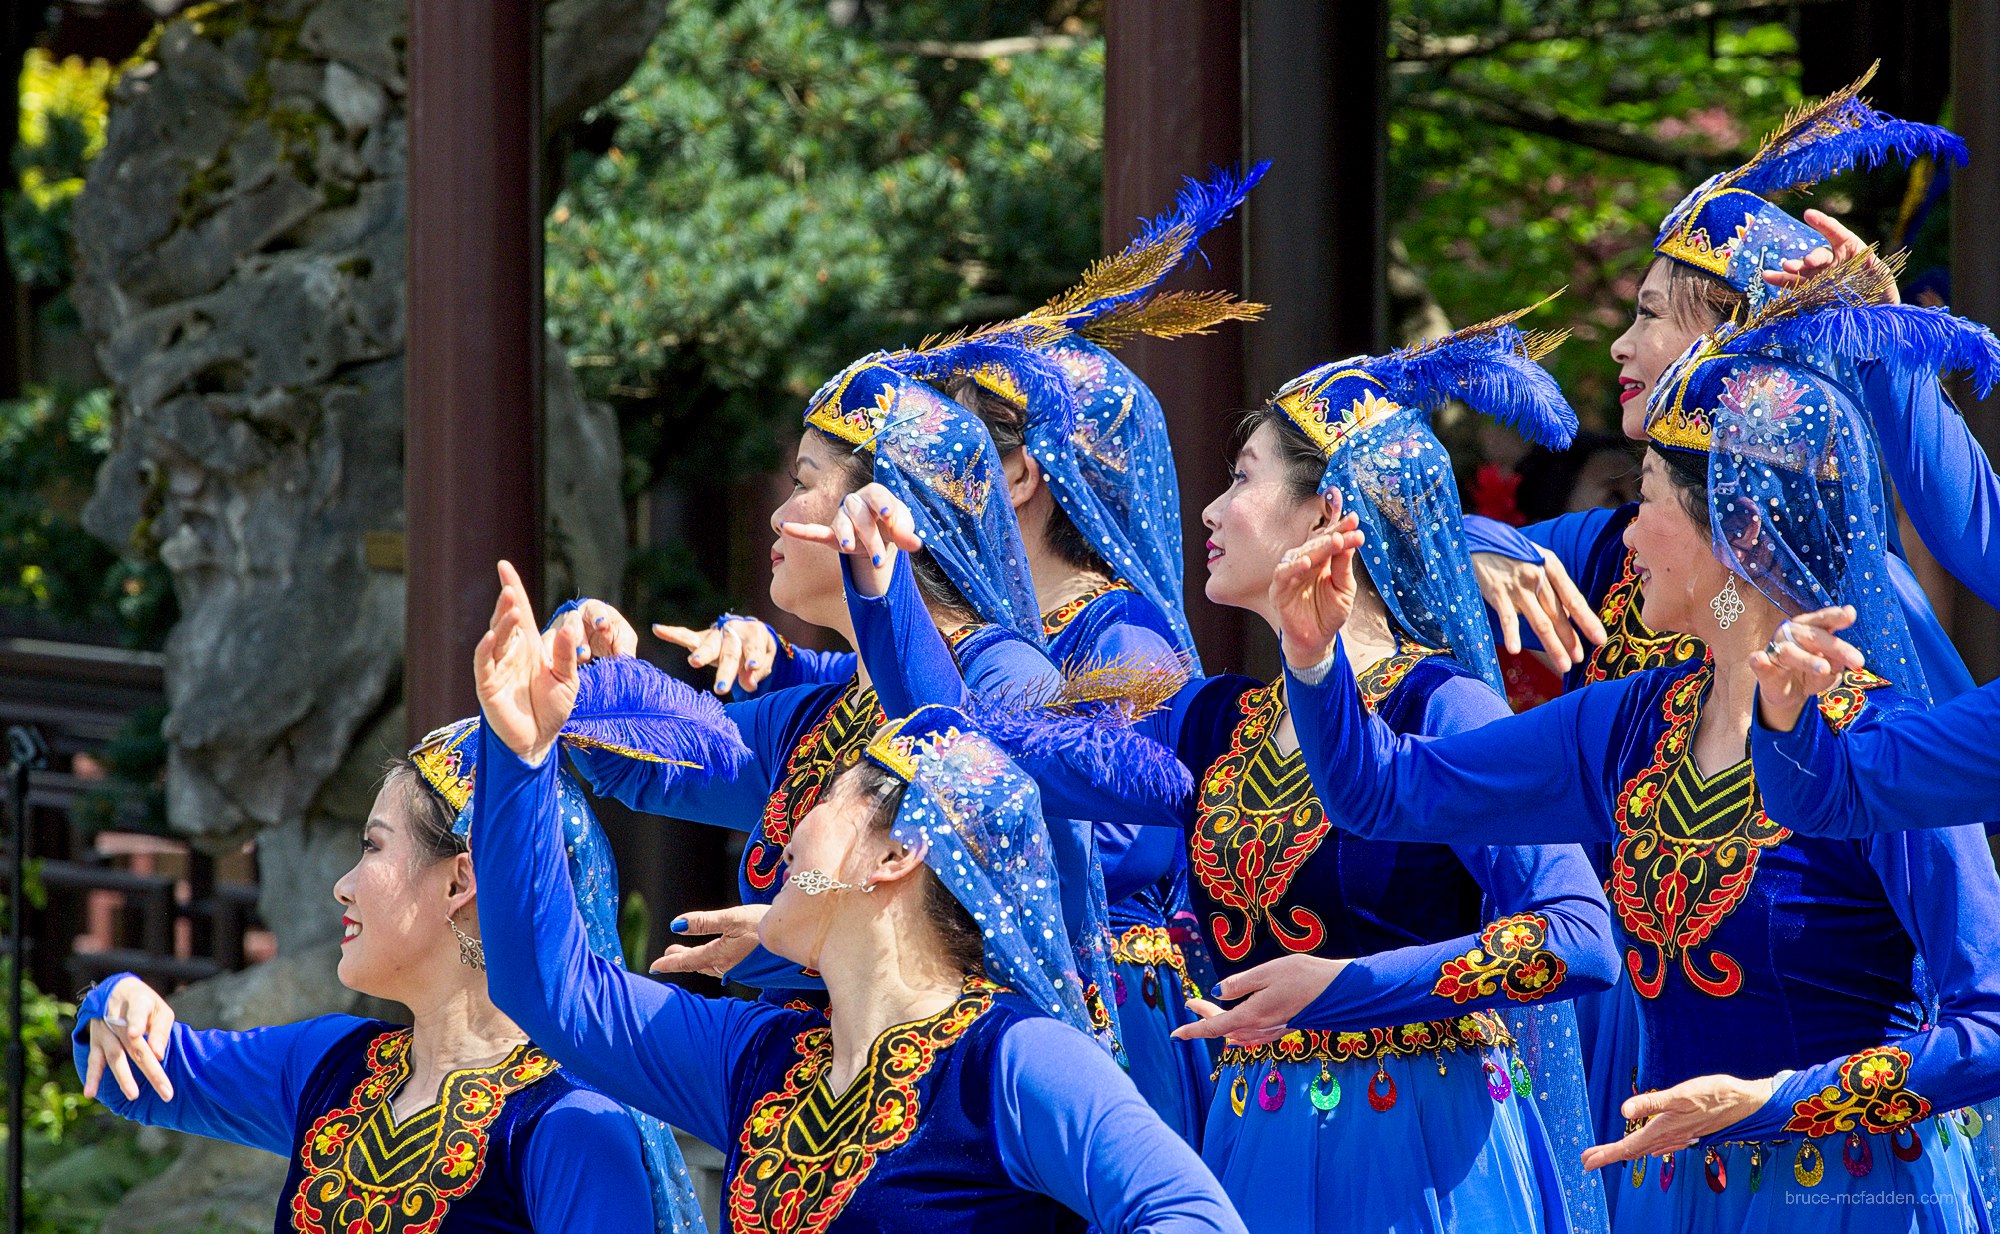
<box><xmin>1057</xmin><ymin>161</ymin><xmax>1271</xmax><ymax>325</ymax></box>
<box><xmin>969</xmin><ymin>700</ymin><xmax>1194</xmax><ymax>809</ymax></box>
<box><xmin>563</xmin><ymin>655</ymin><xmax>751</xmax><ymax>773</ymax></box>
<box><xmin>1736</xmin><ymin>112</ymin><xmax>1968</xmax><ymax>196</ymax></box>
<box><xmin>1732</xmin><ymin>303</ymin><xmax>2000</xmax><ymax>399</ymax></box>
<box><xmin>893</xmin><ymin>326</ymin><xmax>1080</xmax><ymax>434</ymax></box>
<box><xmin>1372</xmin><ymin>317</ymin><xmax>1580</xmax><ymax>450</ymax></box>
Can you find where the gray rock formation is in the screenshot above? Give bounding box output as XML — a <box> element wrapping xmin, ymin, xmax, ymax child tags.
<box><xmin>71</xmin><ymin>1</ymin><xmax>660</xmax><ymax>1227</ymax></box>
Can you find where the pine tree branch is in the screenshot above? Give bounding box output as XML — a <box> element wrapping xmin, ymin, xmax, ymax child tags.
<box><xmin>1391</xmin><ymin>0</ymin><xmax>1837</xmax><ymax>65</ymax></box>
<box><xmin>1408</xmin><ymin>84</ymin><xmax>1733</xmax><ymax>176</ymax></box>
<box><xmin>887</xmin><ymin>34</ymin><xmax>1086</xmax><ymax>59</ymax></box>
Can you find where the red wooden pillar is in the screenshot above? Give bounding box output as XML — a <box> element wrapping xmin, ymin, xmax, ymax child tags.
<box><xmin>405</xmin><ymin>0</ymin><xmax>545</xmax><ymax>739</ymax></box>
<box><xmin>1103</xmin><ymin>0</ymin><xmax>1250</xmax><ymax>672</ymax></box>
<box><xmin>1950</xmin><ymin>0</ymin><xmax>2000</xmax><ymax>680</ymax></box>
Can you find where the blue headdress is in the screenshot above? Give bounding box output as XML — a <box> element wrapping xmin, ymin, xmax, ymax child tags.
<box><xmin>1645</xmin><ymin>252</ymin><xmax>2000</xmax><ymax>702</ymax></box>
<box><xmin>411</xmin><ymin>656</ymin><xmax>748</xmax><ymax>1234</ymax></box>
<box><xmin>1268</xmin><ymin>299</ymin><xmax>1580</xmax><ymax>690</ymax></box>
<box><xmin>803</xmin><ymin>327</ymin><xmax>1060</xmax><ymax>647</ymax></box>
<box><xmin>862</xmin><ymin>705</ymin><xmax>1106</xmax><ymax>1042</ymax></box>
<box><xmin>1655</xmin><ymin>63</ymin><xmax>1967</xmax><ymax>298</ymax></box>
<box><xmin>966</xmin><ymin>164</ymin><xmax>1272</xmax><ymax>666</ymax></box>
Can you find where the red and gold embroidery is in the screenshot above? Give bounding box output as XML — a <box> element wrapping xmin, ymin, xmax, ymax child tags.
<box><xmin>1582</xmin><ymin>551</ymin><xmax>1706</xmax><ymax>686</ymax></box>
<box><xmin>1433</xmin><ymin>912</ymin><xmax>1568</xmax><ymax>1004</ymax></box>
<box><xmin>290</xmin><ymin>1031</ymin><xmax>558</xmax><ymax>1234</ymax></box>
<box><xmin>1785</xmin><ymin>1046</ymin><xmax>1932</xmax><ymax>1137</ymax></box>
<box><xmin>1112</xmin><ymin>924</ymin><xmax>1202</xmax><ymax>1002</ymax></box>
<box><xmin>749</xmin><ymin>679</ymin><xmax>884</xmax><ymax>891</ymax></box>
<box><xmin>1215</xmin><ymin>1010</ymin><xmax>1513</xmax><ymax>1071</ymax></box>
<box><xmin>727</xmin><ymin>978</ymin><xmax>996</xmax><ymax>1234</ymax></box>
<box><xmin>1191</xmin><ymin>650</ymin><xmax>1434</xmax><ymax>962</ymax></box>
<box><xmin>1609</xmin><ymin>664</ymin><xmax>1882</xmax><ymax>1000</ymax></box>
<box><xmin>1041</xmin><ymin>580</ymin><xmax>1135</xmax><ymax>640</ymax></box>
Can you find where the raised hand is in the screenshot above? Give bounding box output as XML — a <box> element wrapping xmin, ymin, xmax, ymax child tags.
<box><xmin>574</xmin><ymin>599</ymin><xmax>639</xmax><ymax>662</ymax></box>
<box><xmin>653</xmin><ymin>617</ymin><xmax>778</xmax><ymax>696</ymax></box>
<box><xmin>1762</xmin><ymin>208</ymin><xmax>1900</xmax><ymax>304</ymax></box>
<box><xmin>1271</xmin><ymin>514</ymin><xmax>1367</xmax><ymax>672</ymax></box>
<box><xmin>1579</xmin><ymin>1073</ymin><xmax>1775</xmax><ymax>1170</ymax></box>
<box><xmin>779</xmin><ymin>482</ymin><xmax>923</xmax><ymax>599</ymax></box>
<box><xmin>83</xmin><ymin>975</ymin><xmax>176</xmax><ymax>1103</ymax></box>
<box><xmin>1471</xmin><ymin>548</ymin><xmax>1607</xmax><ymax>674</ymax></box>
<box><xmin>649</xmin><ymin>905</ymin><xmax>769</xmax><ymax>979</ymax></box>
<box><xmin>474</xmin><ymin>560</ymin><xmax>581</xmax><ymax>766</ymax></box>
<box><xmin>1749</xmin><ymin>605</ymin><xmax>1865</xmax><ymax>733</ymax></box>
<box><xmin>1171</xmin><ymin>953</ymin><xmax>1349</xmax><ymax>1047</ymax></box>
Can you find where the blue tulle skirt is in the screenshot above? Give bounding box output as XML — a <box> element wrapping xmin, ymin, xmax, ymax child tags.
<box><xmin>1201</xmin><ymin>1044</ymin><xmax>1572</xmax><ymax>1234</ymax></box>
<box><xmin>1607</xmin><ymin>1113</ymin><xmax>1992</xmax><ymax>1233</ymax></box>
<box><xmin>1112</xmin><ymin>949</ymin><xmax>1214</xmax><ymax>1147</ymax></box>
<box><xmin>1574</xmin><ymin>977</ymin><xmax>1644</xmax><ymax>1224</ymax></box>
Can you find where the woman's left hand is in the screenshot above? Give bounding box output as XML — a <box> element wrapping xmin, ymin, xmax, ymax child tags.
<box><xmin>1749</xmin><ymin>606</ymin><xmax>1864</xmax><ymax>733</ymax></box>
<box><xmin>650</xmin><ymin>905</ymin><xmax>769</xmax><ymax>979</ymax></box>
<box><xmin>779</xmin><ymin>482</ymin><xmax>923</xmax><ymax>598</ymax></box>
<box><xmin>1270</xmin><ymin>514</ymin><xmax>1366</xmax><ymax>672</ymax></box>
<box><xmin>474</xmin><ymin>560</ymin><xmax>581</xmax><ymax>766</ymax></box>
<box><xmin>1763</xmin><ymin>208</ymin><xmax>1899</xmax><ymax>304</ymax></box>
<box><xmin>1171</xmin><ymin>954</ymin><xmax>1350</xmax><ymax>1046</ymax></box>
<box><xmin>1579</xmin><ymin>1073</ymin><xmax>1776</xmax><ymax>1170</ymax></box>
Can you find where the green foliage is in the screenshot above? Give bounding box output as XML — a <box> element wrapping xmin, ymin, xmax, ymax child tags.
<box><xmin>1390</xmin><ymin>2</ymin><xmax>1808</xmax><ymax>419</ymax></box>
<box><xmin>545</xmin><ymin>0</ymin><xmax>1103</xmax><ymax>508</ymax></box>
<box><xmin>0</xmin><ymin>386</ymin><xmax>176</xmax><ymax>648</ymax></box>
<box><xmin>6</xmin><ymin>50</ymin><xmax>113</xmax><ymax>291</ymax></box>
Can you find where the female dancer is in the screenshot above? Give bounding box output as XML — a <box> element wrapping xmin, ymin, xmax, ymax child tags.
<box><xmin>70</xmin><ymin>672</ymin><xmax>723</xmax><ymax>1234</ymax></box>
<box><xmin>809</xmin><ymin>307</ymin><xmax>1621</xmax><ymax>1234</ymax></box>
<box><xmin>469</xmin><ymin>563</ymin><xmax>1246</xmax><ymax>1233</ymax></box>
<box><xmin>1245</xmin><ymin>272</ymin><xmax>2000</xmax><ymax>1231</ymax></box>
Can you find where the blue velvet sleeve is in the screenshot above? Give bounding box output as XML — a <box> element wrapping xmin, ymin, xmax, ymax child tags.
<box><xmin>843</xmin><ymin>552</ymin><xmax>1063</xmax><ymax>716</ymax></box>
<box><xmin>567</xmin><ymin>687</ymin><xmax>807</xmax><ymax>833</ymax></box>
<box><xmin>472</xmin><ymin>723</ymin><xmax>781</xmax><ymax>1148</ymax></box>
<box><xmin>70</xmin><ymin>979</ymin><xmax>361</xmax><ymax>1157</ymax></box>
<box><xmin>1887</xmin><ymin>553</ymin><xmax>1977</xmax><ymax>701</ymax></box>
<box><xmin>1287</xmin><ymin>642</ymin><xmax>1621</xmax><ymax>846</ymax></box>
<box><xmin>1863</xmin><ymin>363</ymin><xmax>2000</xmax><ymax>610</ymax></box>
<box><xmin>1463</xmin><ymin>514</ymin><xmax>1545</xmax><ymax>564</ymax></box>
<box><xmin>1292</xmin><ymin>673</ymin><xmax>1618</xmax><ymax>1029</ymax></box>
<box><xmin>1751</xmin><ymin>682</ymin><xmax>2000</xmax><ymax>836</ymax></box>
<box><xmin>991</xmin><ymin>1016</ymin><xmax>1247</xmax><ymax>1233</ymax></box>
<box><xmin>519</xmin><ymin>1089</ymin><xmax>654</xmax><ymax>1234</ymax></box>
<box><xmin>1721</xmin><ymin>819</ymin><xmax>2000</xmax><ymax>1140</ymax></box>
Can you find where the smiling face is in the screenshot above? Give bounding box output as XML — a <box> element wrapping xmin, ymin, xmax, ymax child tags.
<box><xmin>1200</xmin><ymin>421</ymin><xmax>1331</xmax><ymax>625</ymax></box>
<box><xmin>770</xmin><ymin>430</ymin><xmax>861</xmax><ymax>630</ymax></box>
<box><xmin>1624</xmin><ymin>449</ymin><xmax>1733</xmax><ymax>635</ymax></box>
<box><xmin>758</xmin><ymin>769</ymin><xmax>901</xmax><ymax>969</ymax></box>
<box><xmin>1610</xmin><ymin>259</ymin><xmax>1721</xmax><ymax>441</ymax></box>
<box><xmin>332</xmin><ymin>778</ymin><xmax>470</xmax><ymax>1005</ymax></box>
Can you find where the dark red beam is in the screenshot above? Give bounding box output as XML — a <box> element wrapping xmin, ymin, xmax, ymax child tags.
<box><xmin>405</xmin><ymin>0</ymin><xmax>545</xmax><ymax>739</ymax></box>
<box><xmin>1950</xmin><ymin>0</ymin><xmax>2000</xmax><ymax>681</ymax></box>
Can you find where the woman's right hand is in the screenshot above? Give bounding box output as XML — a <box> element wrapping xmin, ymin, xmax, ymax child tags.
<box><xmin>474</xmin><ymin>560</ymin><xmax>582</xmax><ymax>766</ymax></box>
<box><xmin>1749</xmin><ymin>606</ymin><xmax>1864</xmax><ymax>733</ymax></box>
<box><xmin>649</xmin><ymin>905</ymin><xmax>769</xmax><ymax>979</ymax></box>
<box><xmin>1271</xmin><ymin>514</ymin><xmax>1366</xmax><ymax>671</ymax></box>
<box><xmin>1470</xmin><ymin>548</ymin><xmax>1606</xmax><ymax>674</ymax></box>
<box><xmin>83</xmin><ymin>975</ymin><xmax>176</xmax><ymax>1103</ymax></box>
<box><xmin>653</xmin><ymin>618</ymin><xmax>778</xmax><ymax>696</ymax></box>
<box><xmin>779</xmin><ymin>482</ymin><xmax>922</xmax><ymax>599</ymax></box>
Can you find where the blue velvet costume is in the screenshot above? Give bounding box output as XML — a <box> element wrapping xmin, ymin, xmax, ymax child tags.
<box><xmin>472</xmin><ymin>716</ymin><xmax>1248</xmax><ymax>1234</ymax></box>
<box><xmin>71</xmin><ymin>990</ymin><xmax>652</xmax><ymax>1234</ymax></box>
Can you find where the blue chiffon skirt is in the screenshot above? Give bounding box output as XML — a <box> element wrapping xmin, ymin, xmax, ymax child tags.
<box><xmin>1111</xmin><ymin>943</ymin><xmax>1214</xmax><ymax>1147</ymax></box>
<box><xmin>1607</xmin><ymin>1113</ymin><xmax>1992</xmax><ymax>1233</ymax></box>
<box><xmin>1201</xmin><ymin>1043</ymin><xmax>1572</xmax><ymax>1234</ymax></box>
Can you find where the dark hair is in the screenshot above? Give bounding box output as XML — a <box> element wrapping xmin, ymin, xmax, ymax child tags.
<box><xmin>381</xmin><ymin>757</ymin><xmax>466</xmax><ymax>873</ymax></box>
<box><xmin>1657</xmin><ymin>256</ymin><xmax>1744</xmax><ymax>333</ymax></box>
<box><xmin>940</xmin><ymin>375</ymin><xmax>1107</xmax><ymax>574</ymax></box>
<box><xmin>1649</xmin><ymin>444</ymin><xmax>1710</xmax><ymax>527</ymax></box>
<box><xmin>839</xmin><ymin>760</ymin><xmax>987</xmax><ymax>980</ymax></box>
<box><xmin>1233</xmin><ymin>404</ymin><xmax>1326</xmax><ymax>503</ymax></box>
<box><xmin>818</xmin><ymin>431</ymin><xmax>979</xmax><ymax>625</ymax></box>
<box><xmin>1514</xmin><ymin>433</ymin><xmax>1639</xmax><ymax>523</ymax></box>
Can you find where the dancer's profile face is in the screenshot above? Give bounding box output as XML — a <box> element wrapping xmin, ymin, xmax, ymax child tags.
<box><xmin>1610</xmin><ymin>260</ymin><xmax>1711</xmax><ymax>441</ymax></box>
<box><xmin>1624</xmin><ymin>450</ymin><xmax>1729</xmax><ymax>635</ymax></box>
<box><xmin>332</xmin><ymin>783</ymin><xmax>465</xmax><ymax>1003</ymax></box>
<box><xmin>1201</xmin><ymin>422</ymin><xmax>1328</xmax><ymax>622</ymax></box>
<box><xmin>760</xmin><ymin>772</ymin><xmax>892</xmax><ymax>969</ymax></box>
<box><xmin>770</xmin><ymin>430</ymin><xmax>855</xmax><ymax>630</ymax></box>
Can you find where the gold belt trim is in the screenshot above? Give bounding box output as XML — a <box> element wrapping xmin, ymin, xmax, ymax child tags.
<box><xmin>1111</xmin><ymin>925</ymin><xmax>1202</xmax><ymax>1002</ymax></box>
<box><xmin>1216</xmin><ymin>1010</ymin><xmax>1513</xmax><ymax>1071</ymax></box>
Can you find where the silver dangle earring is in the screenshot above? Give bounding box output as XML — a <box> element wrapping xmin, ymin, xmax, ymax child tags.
<box><xmin>1710</xmin><ymin>575</ymin><xmax>1745</xmax><ymax>630</ymax></box>
<box><xmin>450</xmin><ymin>919</ymin><xmax>486</xmax><ymax>971</ymax></box>
<box><xmin>789</xmin><ymin>869</ymin><xmax>876</xmax><ymax>896</ymax></box>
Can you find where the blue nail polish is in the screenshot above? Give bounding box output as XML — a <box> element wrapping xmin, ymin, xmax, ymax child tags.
<box><xmin>871</xmin><ymin>554</ymin><xmax>881</xmax><ymax>566</ymax></box>
<box><xmin>747</xmin><ymin>660</ymin><xmax>759</xmax><ymax>668</ymax></box>
<box><xmin>1211</xmin><ymin>982</ymin><xmax>1228</xmax><ymax>999</ymax></box>
<box><xmin>881</xmin><ymin>507</ymin><xmax>891</xmax><ymax>515</ymax></box>
<box><xmin>670</xmin><ymin>917</ymin><xmax>688</xmax><ymax>934</ymax></box>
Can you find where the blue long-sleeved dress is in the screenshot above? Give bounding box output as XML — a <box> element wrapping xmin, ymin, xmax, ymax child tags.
<box><xmin>471</xmin><ymin>724</ymin><xmax>1249</xmax><ymax>1234</ymax></box>
<box><xmin>847</xmin><ymin>576</ymin><xmax>1620</xmax><ymax>1233</ymax></box>
<box><xmin>71</xmin><ymin>977</ymin><xmax>650</xmax><ymax>1234</ymax></box>
<box><xmin>1289</xmin><ymin>644</ymin><xmax>2000</xmax><ymax>1232</ymax></box>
